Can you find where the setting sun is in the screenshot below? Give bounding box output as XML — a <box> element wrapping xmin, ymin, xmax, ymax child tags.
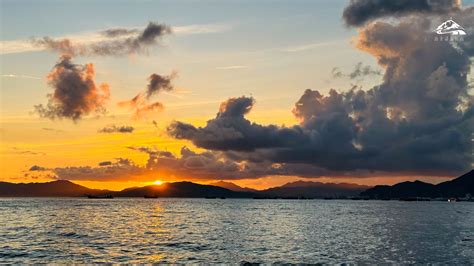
<box><xmin>153</xmin><ymin>180</ymin><xmax>163</xmax><ymax>185</ymax></box>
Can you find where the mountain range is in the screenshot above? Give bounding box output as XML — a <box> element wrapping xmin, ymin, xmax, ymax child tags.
<box><xmin>361</xmin><ymin>170</ymin><xmax>473</xmax><ymax>199</ymax></box>
<box><xmin>0</xmin><ymin>170</ymin><xmax>472</xmax><ymax>199</ymax></box>
<box><xmin>0</xmin><ymin>180</ymin><xmax>111</xmax><ymax>197</ymax></box>
<box><xmin>259</xmin><ymin>181</ymin><xmax>369</xmax><ymax>198</ymax></box>
<box><xmin>0</xmin><ymin>179</ymin><xmax>367</xmax><ymax>198</ymax></box>
<box><xmin>209</xmin><ymin>181</ymin><xmax>258</xmax><ymax>192</ymax></box>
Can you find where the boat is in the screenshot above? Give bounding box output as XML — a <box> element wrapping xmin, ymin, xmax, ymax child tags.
<box><xmin>87</xmin><ymin>195</ymin><xmax>113</xmax><ymax>199</ymax></box>
<box><xmin>448</xmin><ymin>198</ymin><xmax>457</xmax><ymax>202</ymax></box>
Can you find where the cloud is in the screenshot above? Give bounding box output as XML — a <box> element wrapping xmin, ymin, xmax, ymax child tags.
<box><xmin>32</xmin><ymin>22</ymin><xmax>172</xmax><ymax>57</ymax></box>
<box><xmin>52</xmin><ymin>158</ymin><xmax>146</xmax><ymax>182</ymax></box>
<box><xmin>98</xmin><ymin>161</ymin><xmax>112</xmax><ymax>166</ymax></box>
<box><xmin>343</xmin><ymin>0</ymin><xmax>461</xmax><ymax>26</ymax></box>
<box><xmin>2</xmin><ymin>74</ymin><xmax>41</xmax><ymax>80</ymax></box>
<box><xmin>145</xmin><ymin>72</ymin><xmax>177</xmax><ymax>98</ymax></box>
<box><xmin>48</xmin><ymin>146</ymin><xmax>295</xmax><ymax>181</ymax></box>
<box><xmin>98</xmin><ymin>125</ymin><xmax>134</xmax><ymax>133</ymax></box>
<box><xmin>29</xmin><ymin>165</ymin><xmax>48</xmax><ymax>171</ymax></box>
<box><xmin>127</xmin><ymin>146</ymin><xmax>175</xmax><ymax>158</ymax></box>
<box><xmin>1</xmin><ymin>23</ymin><xmax>230</xmax><ymax>55</ymax></box>
<box><xmin>215</xmin><ymin>65</ymin><xmax>248</xmax><ymax>70</ymax></box>
<box><xmin>280</xmin><ymin>41</ymin><xmax>339</xmax><ymax>52</ymax></box>
<box><xmin>167</xmin><ymin>7</ymin><xmax>474</xmax><ymax>177</ymax></box>
<box><xmin>168</xmin><ymin>96</ymin><xmax>309</xmax><ymax>152</ymax></box>
<box><xmin>331</xmin><ymin>62</ymin><xmax>382</xmax><ymax>80</ymax></box>
<box><xmin>34</xmin><ymin>55</ymin><xmax>110</xmax><ymax>121</ymax></box>
<box><xmin>119</xmin><ymin>99</ymin><xmax>165</xmax><ymax>118</ymax></box>
<box><xmin>42</xmin><ymin>127</ymin><xmax>63</xmax><ymax>133</ymax></box>
<box><xmin>10</xmin><ymin>147</ymin><xmax>46</xmax><ymax>156</ymax></box>
<box><xmin>173</xmin><ymin>23</ymin><xmax>232</xmax><ymax>35</ymax></box>
<box><xmin>118</xmin><ymin>72</ymin><xmax>176</xmax><ymax>118</ymax></box>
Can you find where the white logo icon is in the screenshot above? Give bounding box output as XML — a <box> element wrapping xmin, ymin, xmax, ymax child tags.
<box><xmin>434</xmin><ymin>18</ymin><xmax>467</xmax><ymax>35</ymax></box>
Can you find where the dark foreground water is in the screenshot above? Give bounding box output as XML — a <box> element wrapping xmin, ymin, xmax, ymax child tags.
<box><xmin>0</xmin><ymin>198</ymin><xmax>473</xmax><ymax>264</ymax></box>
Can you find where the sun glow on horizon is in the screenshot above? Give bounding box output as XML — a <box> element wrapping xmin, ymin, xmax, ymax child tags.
<box><xmin>153</xmin><ymin>180</ymin><xmax>163</xmax><ymax>185</ymax></box>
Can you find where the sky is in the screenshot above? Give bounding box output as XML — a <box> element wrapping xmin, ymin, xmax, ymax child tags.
<box><xmin>1</xmin><ymin>0</ymin><xmax>473</xmax><ymax>190</ymax></box>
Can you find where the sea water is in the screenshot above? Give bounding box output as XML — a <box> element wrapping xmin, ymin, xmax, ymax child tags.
<box><xmin>0</xmin><ymin>198</ymin><xmax>473</xmax><ymax>264</ymax></box>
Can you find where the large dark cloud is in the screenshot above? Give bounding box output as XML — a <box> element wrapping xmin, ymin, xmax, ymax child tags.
<box><xmin>343</xmin><ymin>0</ymin><xmax>460</xmax><ymax>26</ymax></box>
<box><xmin>33</xmin><ymin>22</ymin><xmax>172</xmax><ymax>56</ymax></box>
<box><xmin>168</xmin><ymin>96</ymin><xmax>308</xmax><ymax>151</ymax></box>
<box><xmin>35</xmin><ymin>55</ymin><xmax>110</xmax><ymax>121</ymax></box>
<box><xmin>167</xmin><ymin>8</ymin><xmax>474</xmax><ymax>177</ymax></box>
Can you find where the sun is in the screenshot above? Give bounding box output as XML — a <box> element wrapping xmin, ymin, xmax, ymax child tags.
<box><xmin>153</xmin><ymin>180</ymin><xmax>163</xmax><ymax>185</ymax></box>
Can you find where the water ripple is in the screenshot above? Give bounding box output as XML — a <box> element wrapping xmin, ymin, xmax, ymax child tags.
<box><xmin>0</xmin><ymin>198</ymin><xmax>472</xmax><ymax>263</ymax></box>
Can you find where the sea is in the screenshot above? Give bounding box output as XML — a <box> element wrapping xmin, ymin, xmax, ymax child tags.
<box><xmin>0</xmin><ymin>198</ymin><xmax>473</xmax><ymax>264</ymax></box>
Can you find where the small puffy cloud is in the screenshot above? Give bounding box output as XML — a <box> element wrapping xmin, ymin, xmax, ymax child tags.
<box><xmin>146</xmin><ymin>72</ymin><xmax>177</xmax><ymax>99</ymax></box>
<box><xmin>118</xmin><ymin>72</ymin><xmax>176</xmax><ymax>118</ymax></box>
<box><xmin>98</xmin><ymin>161</ymin><xmax>112</xmax><ymax>166</ymax></box>
<box><xmin>98</xmin><ymin>125</ymin><xmax>134</xmax><ymax>133</ymax></box>
<box><xmin>29</xmin><ymin>165</ymin><xmax>48</xmax><ymax>171</ymax></box>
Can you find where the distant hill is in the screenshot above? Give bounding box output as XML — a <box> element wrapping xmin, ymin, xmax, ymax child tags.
<box><xmin>361</xmin><ymin>170</ymin><xmax>474</xmax><ymax>199</ymax></box>
<box><xmin>3</xmin><ymin>171</ymin><xmax>471</xmax><ymax>199</ymax></box>
<box><xmin>260</xmin><ymin>181</ymin><xmax>371</xmax><ymax>198</ymax></box>
<box><xmin>0</xmin><ymin>180</ymin><xmax>110</xmax><ymax>197</ymax></box>
<box><xmin>209</xmin><ymin>181</ymin><xmax>258</xmax><ymax>192</ymax></box>
<box><xmin>113</xmin><ymin>182</ymin><xmax>255</xmax><ymax>198</ymax></box>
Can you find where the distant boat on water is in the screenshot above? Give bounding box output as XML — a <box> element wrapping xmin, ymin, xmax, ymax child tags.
<box><xmin>87</xmin><ymin>195</ymin><xmax>113</xmax><ymax>199</ymax></box>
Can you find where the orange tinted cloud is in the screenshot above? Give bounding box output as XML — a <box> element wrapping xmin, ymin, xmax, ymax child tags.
<box><xmin>35</xmin><ymin>55</ymin><xmax>110</xmax><ymax>121</ymax></box>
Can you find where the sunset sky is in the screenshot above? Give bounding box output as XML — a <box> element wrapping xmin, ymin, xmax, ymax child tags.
<box><xmin>1</xmin><ymin>0</ymin><xmax>473</xmax><ymax>190</ymax></box>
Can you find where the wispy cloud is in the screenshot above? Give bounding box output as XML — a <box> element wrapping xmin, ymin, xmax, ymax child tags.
<box><xmin>279</xmin><ymin>40</ymin><xmax>340</xmax><ymax>53</ymax></box>
<box><xmin>215</xmin><ymin>65</ymin><xmax>248</xmax><ymax>70</ymax></box>
<box><xmin>173</xmin><ymin>23</ymin><xmax>232</xmax><ymax>35</ymax></box>
<box><xmin>0</xmin><ymin>23</ymin><xmax>232</xmax><ymax>55</ymax></box>
<box><xmin>2</xmin><ymin>74</ymin><xmax>42</xmax><ymax>80</ymax></box>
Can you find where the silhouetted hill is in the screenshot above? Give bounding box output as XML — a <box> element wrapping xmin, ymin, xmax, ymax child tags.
<box><xmin>0</xmin><ymin>180</ymin><xmax>110</xmax><ymax>197</ymax></box>
<box><xmin>260</xmin><ymin>181</ymin><xmax>371</xmax><ymax>198</ymax></box>
<box><xmin>113</xmin><ymin>182</ymin><xmax>256</xmax><ymax>198</ymax></box>
<box><xmin>361</xmin><ymin>170</ymin><xmax>474</xmax><ymax>199</ymax></box>
<box><xmin>210</xmin><ymin>181</ymin><xmax>258</xmax><ymax>192</ymax></box>
<box><xmin>435</xmin><ymin>170</ymin><xmax>474</xmax><ymax>197</ymax></box>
